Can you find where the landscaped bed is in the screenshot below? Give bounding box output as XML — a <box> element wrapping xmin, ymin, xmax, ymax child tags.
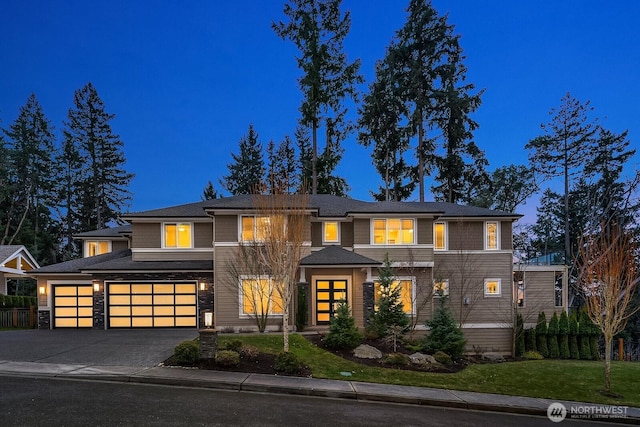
<box><xmin>163</xmin><ymin>333</ymin><xmax>640</xmax><ymax>408</ymax></box>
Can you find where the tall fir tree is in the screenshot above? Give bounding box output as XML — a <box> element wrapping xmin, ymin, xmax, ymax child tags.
<box><xmin>64</xmin><ymin>82</ymin><xmax>133</xmax><ymax>231</ymax></box>
<box><xmin>531</xmin><ymin>188</ymin><xmax>564</xmax><ymax>260</ymax></box>
<box><xmin>2</xmin><ymin>94</ymin><xmax>58</xmax><ymax>262</ymax></box>
<box><xmin>273</xmin><ymin>0</ymin><xmax>362</xmax><ymax>195</ymax></box>
<box><xmin>201</xmin><ymin>181</ymin><xmax>218</xmax><ymax>200</ymax></box>
<box><xmin>368</xmin><ymin>254</ymin><xmax>409</xmax><ymax>337</ymax></box>
<box><xmin>56</xmin><ymin>132</ymin><xmax>84</xmax><ymax>260</ymax></box>
<box><xmin>220</xmin><ymin>124</ymin><xmax>265</xmax><ymax>195</ymax></box>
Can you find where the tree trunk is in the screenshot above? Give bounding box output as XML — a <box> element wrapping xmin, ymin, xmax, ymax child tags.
<box><xmin>283</xmin><ymin>309</ymin><xmax>289</xmax><ymax>352</ymax></box>
<box><xmin>312</xmin><ymin>118</ymin><xmax>318</xmax><ymax>195</ymax></box>
<box><xmin>604</xmin><ymin>333</ymin><xmax>612</xmax><ymax>392</ymax></box>
<box><xmin>418</xmin><ymin>120</ymin><xmax>424</xmax><ymax>202</ymax></box>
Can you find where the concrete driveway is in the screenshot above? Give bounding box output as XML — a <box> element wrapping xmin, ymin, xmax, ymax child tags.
<box><xmin>0</xmin><ymin>329</ymin><xmax>198</xmax><ymax>367</ymax></box>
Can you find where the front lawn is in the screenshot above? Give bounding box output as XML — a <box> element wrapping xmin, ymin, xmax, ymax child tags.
<box><xmin>217</xmin><ymin>333</ymin><xmax>640</xmax><ymax>407</ymax></box>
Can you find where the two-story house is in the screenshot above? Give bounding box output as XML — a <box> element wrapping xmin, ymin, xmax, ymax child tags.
<box><xmin>31</xmin><ymin>194</ymin><xmax>567</xmax><ymax>354</ymax></box>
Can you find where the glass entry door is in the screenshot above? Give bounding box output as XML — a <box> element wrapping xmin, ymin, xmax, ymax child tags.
<box><xmin>315</xmin><ymin>279</ymin><xmax>347</xmax><ymax>325</ymax></box>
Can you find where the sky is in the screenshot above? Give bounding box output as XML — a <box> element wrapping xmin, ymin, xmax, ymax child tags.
<box><xmin>1</xmin><ymin>0</ymin><xmax>639</xmax><ymax>225</ymax></box>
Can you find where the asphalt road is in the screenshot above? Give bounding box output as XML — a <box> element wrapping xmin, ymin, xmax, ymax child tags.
<box><xmin>1</xmin><ymin>376</ymin><xmax>621</xmax><ymax>427</ymax></box>
<box><xmin>0</xmin><ymin>329</ymin><xmax>197</xmax><ymax>366</ymax></box>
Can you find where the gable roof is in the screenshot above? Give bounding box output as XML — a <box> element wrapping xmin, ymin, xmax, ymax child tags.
<box><xmin>300</xmin><ymin>245</ymin><xmax>381</xmax><ymax>267</ymax></box>
<box><xmin>0</xmin><ymin>245</ymin><xmax>40</xmax><ymax>276</ymax></box>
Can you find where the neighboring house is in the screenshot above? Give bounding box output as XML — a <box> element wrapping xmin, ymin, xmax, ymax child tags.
<box><xmin>0</xmin><ymin>245</ymin><xmax>40</xmax><ymax>295</ymax></box>
<box><xmin>30</xmin><ymin>194</ymin><xmax>568</xmax><ymax>354</ymax></box>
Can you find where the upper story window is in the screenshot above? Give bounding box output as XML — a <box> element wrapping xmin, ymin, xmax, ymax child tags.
<box><xmin>372</xmin><ymin>218</ymin><xmax>415</xmax><ymax>245</ymax></box>
<box><xmin>241</xmin><ymin>216</ymin><xmax>269</xmax><ymax>241</ymax></box>
<box><xmin>485</xmin><ymin>221</ymin><xmax>500</xmax><ymax>250</ymax></box>
<box><xmin>554</xmin><ymin>272</ymin><xmax>564</xmax><ymax>307</ymax></box>
<box><xmin>484</xmin><ymin>278</ymin><xmax>501</xmax><ymax>297</ymax></box>
<box><xmin>434</xmin><ymin>222</ymin><xmax>447</xmax><ymax>250</ymax></box>
<box><xmin>163</xmin><ymin>223</ymin><xmax>192</xmax><ymax>248</ymax></box>
<box><xmin>86</xmin><ymin>241</ymin><xmax>110</xmax><ymax>257</ymax></box>
<box><xmin>433</xmin><ymin>279</ymin><xmax>449</xmax><ymax>297</ymax></box>
<box><xmin>374</xmin><ymin>278</ymin><xmax>414</xmax><ymax>314</ymax></box>
<box><xmin>323</xmin><ymin>221</ymin><xmax>340</xmax><ymax>244</ymax></box>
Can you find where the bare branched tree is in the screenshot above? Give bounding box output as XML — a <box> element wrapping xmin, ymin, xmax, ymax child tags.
<box><xmin>577</xmin><ymin>223</ymin><xmax>639</xmax><ymax>393</ymax></box>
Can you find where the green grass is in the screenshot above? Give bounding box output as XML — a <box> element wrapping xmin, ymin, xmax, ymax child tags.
<box><xmin>218</xmin><ymin>333</ymin><xmax>640</xmax><ymax>407</ymax></box>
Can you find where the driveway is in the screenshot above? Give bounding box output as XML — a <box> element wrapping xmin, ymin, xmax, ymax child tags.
<box><xmin>0</xmin><ymin>329</ymin><xmax>198</xmax><ymax>367</ymax></box>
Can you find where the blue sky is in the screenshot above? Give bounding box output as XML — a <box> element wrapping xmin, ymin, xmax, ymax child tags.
<box><xmin>1</xmin><ymin>1</ymin><xmax>638</xmax><ymax>224</ymax></box>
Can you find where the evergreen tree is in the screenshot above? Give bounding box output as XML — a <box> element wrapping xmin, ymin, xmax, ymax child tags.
<box><xmin>569</xmin><ymin>311</ymin><xmax>580</xmax><ymax>359</ymax></box>
<box><xmin>64</xmin><ymin>82</ymin><xmax>133</xmax><ymax>231</ymax></box>
<box><xmin>526</xmin><ymin>93</ymin><xmax>597</xmax><ymax>262</ymax></box>
<box><xmin>578</xmin><ymin>310</ymin><xmax>592</xmax><ymax>360</ymax></box>
<box><xmin>220</xmin><ymin>124</ymin><xmax>265</xmax><ymax>195</ymax></box>
<box><xmin>369</xmin><ymin>255</ymin><xmax>409</xmax><ymax>337</ymax></box>
<box><xmin>525</xmin><ymin>328</ymin><xmax>537</xmax><ymax>353</ymax></box>
<box><xmin>2</xmin><ymin>94</ymin><xmax>58</xmax><ymax>262</ymax></box>
<box><xmin>267</xmin><ymin>136</ymin><xmax>298</xmax><ymax>194</ymax></box>
<box><xmin>547</xmin><ymin>312</ymin><xmax>560</xmax><ymax>358</ymax></box>
<box><xmin>201</xmin><ymin>181</ymin><xmax>218</xmax><ymax>200</ymax></box>
<box><xmin>531</xmin><ymin>189</ymin><xmax>564</xmax><ymax>261</ymax></box>
<box><xmin>422</xmin><ymin>296</ymin><xmax>466</xmax><ymax>358</ymax></box>
<box><xmin>273</xmin><ymin>0</ymin><xmax>362</xmax><ymax>195</ymax></box>
<box><xmin>558</xmin><ymin>310</ymin><xmax>570</xmax><ymax>359</ymax></box>
<box><xmin>56</xmin><ymin>133</ymin><xmax>84</xmax><ymax>260</ymax></box>
<box><xmin>515</xmin><ymin>313</ymin><xmax>525</xmax><ymax>357</ymax></box>
<box><xmin>486</xmin><ymin>164</ymin><xmax>538</xmax><ymax>213</ymax></box>
<box><xmin>324</xmin><ymin>299</ymin><xmax>362</xmax><ymax>349</ymax></box>
<box><xmin>535</xmin><ymin>311</ymin><xmax>549</xmax><ymax>357</ymax></box>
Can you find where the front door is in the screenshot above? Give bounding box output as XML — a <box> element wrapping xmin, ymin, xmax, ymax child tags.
<box><xmin>315</xmin><ymin>279</ymin><xmax>347</xmax><ymax>325</ymax></box>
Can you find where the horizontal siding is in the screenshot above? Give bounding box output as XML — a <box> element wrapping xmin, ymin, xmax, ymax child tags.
<box><xmin>519</xmin><ymin>269</ymin><xmax>565</xmax><ymax>323</ymax></box>
<box><xmin>194</xmin><ymin>222</ymin><xmax>213</xmax><ymax>248</ymax></box>
<box><xmin>353</xmin><ymin>218</ymin><xmax>370</xmax><ymax>245</ymax></box>
<box><xmin>341</xmin><ymin>222</ymin><xmax>354</xmax><ymax>248</ymax></box>
<box><xmin>132</xmin><ymin>222</ymin><xmax>161</xmax><ymax>249</ymax></box>
<box><xmin>112</xmin><ymin>240</ymin><xmax>129</xmax><ymax>252</ymax></box>
<box><xmin>417</xmin><ymin>218</ymin><xmax>432</xmax><ymax>245</ymax></box>
<box><xmin>501</xmin><ymin>221</ymin><xmax>513</xmax><ymax>250</ymax></box>
<box><xmin>448</xmin><ymin>221</ymin><xmax>483</xmax><ymax>251</ymax></box>
<box><xmin>132</xmin><ymin>250</ymin><xmax>213</xmax><ymax>261</ymax></box>
<box><xmin>462</xmin><ymin>328</ymin><xmax>513</xmax><ymax>355</ymax></box>
<box><xmin>355</xmin><ymin>247</ymin><xmax>433</xmax><ymax>264</ymax></box>
<box><xmin>311</xmin><ymin>222</ymin><xmax>322</xmax><ymax>246</ymax></box>
<box><xmin>215</xmin><ymin>216</ymin><xmax>238</xmax><ymax>243</ymax></box>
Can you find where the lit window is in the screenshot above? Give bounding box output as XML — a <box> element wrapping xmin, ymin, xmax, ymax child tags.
<box><xmin>86</xmin><ymin>241</ymin><xmax>110</xmax><ymax>257</ymax></box>
<box><xmin>241</xmin><ymin>277</ymin><xmax>283</xmax><ymax>316</ymax></box>
<box><xmin>164</xmin><ymin>223</ymin><xmax>192</xmax><ymax>248</ymax></box>
<box><xmin>241</xmin><ymin>216</ymin><xmax>279</xmax><ymax>241</ymax></box>
<box><xmin>485</xmin><ymin>221</ymin><xmax>499</xmax><ymax>250</ymax></box>
<box><xmin>514</xmin><ymin>271</ymin><xmax>524</xmax><ymax>307</ymax></box>
<box><xmin>433</xmin><ymin>280</ymin><xmax>449</xmax><ymax>297</ymax></box>
<box><xmin>484</xmin><ymin>279</ymin><xmax>501</xmax><ymax>297</ymax></box>
<box><xmin>323</xmin><ymin>221</ymin><xmax>339</xmax><ymax>243</ymax></box>
<box><xmin>372</xmin><ymin>219</ymin><xmax>415</xmax><ymax>245</ymax></box>
<box><xmin>374</xmin><ymin>279</ymin><xmax>413</xmax><ymax>314</ymax></box>
<box><xmin>554</xmin><ymin>272</ymin><xmax>564</xmax><ymax>307</ymax></box>
<box><xmin>434</xmin><ymin>222</ymin><xmax>446</xmax><ymax>250</ymax></box>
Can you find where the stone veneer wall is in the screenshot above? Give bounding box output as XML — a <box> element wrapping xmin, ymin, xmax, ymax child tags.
<box><xmin>362</xmin><ymin>282</ymin><xmax>374</xmax><ymax>327</ymax></box>
<box><xmin>93</xmin><ymin>287</ymin><xmax>105</xmax><ymax>330</ymax></box>
<box><xmin>38</xmin><ymin>310</ymin><xmax>50</xmax><ymax>330</ymax></box>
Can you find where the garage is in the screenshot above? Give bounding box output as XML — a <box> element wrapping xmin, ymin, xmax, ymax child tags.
<box><xmin>107</xmin><ymin>282</ymin><xmax>197</xmax><ymax>328</ymax></box>
<box><xmin>53</xmin><ymin>284</ymin><xmax>93</xmax><ymax>328</ymax></box>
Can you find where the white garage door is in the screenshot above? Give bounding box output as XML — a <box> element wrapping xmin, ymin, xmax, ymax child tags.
<box><xmin>107</xmin><ymin>282</ymin><xmax>197</xmax><ymax>328</ymax></box>
<box><xmin>53</xmin><ymin>284</ymin><xmax>93</xmax><ymax>328</ymax></box>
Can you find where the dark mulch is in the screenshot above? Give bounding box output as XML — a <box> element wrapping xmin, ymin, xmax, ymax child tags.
<box><xmin>304</xmin><ymin>333</ymin><xmax>469</xmax><ymax>373</ymax></box>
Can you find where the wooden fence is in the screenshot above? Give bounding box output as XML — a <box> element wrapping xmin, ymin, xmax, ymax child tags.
<box><xmin>0</xmin><ymin>307</ymin><xmax>37</xmax><ymax>328</ymax></box>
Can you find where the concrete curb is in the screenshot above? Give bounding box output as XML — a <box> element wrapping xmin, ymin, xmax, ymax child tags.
<box><xmin>1</xmin><ymin>360</ymin><xmax>639</xmax><ymax>424</ymax></box>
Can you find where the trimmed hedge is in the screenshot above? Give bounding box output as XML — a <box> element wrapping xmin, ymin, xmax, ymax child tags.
<box><xmin>0</xmin><ymin>295</ymin><xmax>37</xmax><ymax>308</ymax></box>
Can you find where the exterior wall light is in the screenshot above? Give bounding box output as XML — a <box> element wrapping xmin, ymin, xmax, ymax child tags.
<box><xmin>93</xmin><ymin>281</ymin><xmax>101</xmax><ymax>292</ymax></box>
<box><xmin>199</xmin><ymin>282</ymin><xmax>206</xmax><ymax>291</ymax></box>
<box><xmin>204</xmin><ymin>311</ymin><xmax>213</xmax><ymax>328</ymax></box>
<box><xmin>39</xmin><ymin>286</ymin><xmax>46</xmax><ymax>295</ymax></box>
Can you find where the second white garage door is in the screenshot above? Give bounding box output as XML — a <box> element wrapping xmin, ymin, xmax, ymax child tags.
<box><xmin>107</xmin><ymin>282</ymin><xmax>197</xmax><ymax>328</ymax></box>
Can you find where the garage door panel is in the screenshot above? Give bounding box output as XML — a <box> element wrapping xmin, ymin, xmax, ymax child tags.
<box><xmin>53</xmin><ymin>284</ymin><xmax>93</xmax><ymax>329</ymax></box>
<box><xmin>108</xmin><ymin>282</ymin><xmax>197</xmax><ymax>328</ymax></box>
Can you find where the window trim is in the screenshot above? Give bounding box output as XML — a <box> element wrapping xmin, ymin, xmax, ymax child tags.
<box><xmin>322</xmin><ymin>221</ymin><xmax>340</xmax><ymax>244</ymax></box>
<box><xmin>238</xmin><ymin>275</ymin><xmax>284</xmax><ymax>318</ymax></box>
<box><xmin>484</xmin><ymin>221</ymin><xmax>500</xmax><ymax>250</ymax></box>
<box><xmin>371</xmin><ymin>218</ymin><xmax>416</xmax><ymax>245</ymax></box>
<box><xmin>162</xmin><ymin>222</ymin><xmax>193</xmax><ymax>249</ymax></box>
<box><xmin>372</xmin><ymin>276</ymin><xmax>415</xmax><ymax>315</ymax></box>
<box><xmin>484</xmin><ymin>278</ymin><xmax>502</xmax><ymax>297</ymax></box>
<box><xmin>85</xmin><ymin>240</ymin><xmax>111</xmax><ymax>257</ymax></box>
<box><xmin>433</xmin><ymin>279</ymin><xmax>450</xmax><ymax>297</ymax></box>
<box><xmin>434</xmin><ymin>222</ymin><xmax>447</xmax><ymax>250</ymax></box>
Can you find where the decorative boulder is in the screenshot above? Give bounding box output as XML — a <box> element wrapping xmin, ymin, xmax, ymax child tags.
<box><xmin>481</xmin><ymin>352</ymin><xmax>506</xmax><ymax>363</ymax></box>
<box><xmin>409</xmin><ymin>352</ymin><xmax>437</xmax><ymax>365</ymax></box>
<box><xmin>353</xmin><ymin>344</ymin><xmax>383</xmax><ymax>359</ymax></box>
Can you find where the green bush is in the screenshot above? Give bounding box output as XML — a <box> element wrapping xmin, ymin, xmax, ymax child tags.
<box><xmin>547</xmin><ymin>312</ymin><xmax>560</xmax><ymax>358</ymax></box>
<box><xmin>569</xmin><ymin>311</ymin><xmax>580</xmax><ymax>359</ymax></box>
<box><xmin>384</xmin><ymin>352</ymin><xmax>409</xmax><ymax>366</ymax></box>
<box><xmin>274</xmin><ymin>351</ymin><xmax>303</xmax><ymax>374</ymax></box>
<box><xmin>173</xmin><ymin>340</ymin><xmax>200</xmax><ymax>365</ymax></box>
<box><xmin>523</xmin><ymin>351</ymin><xmax>544</xmax><ymax>360</ymax></box>
<box><xmin>421</xmin><ymin>297</ymin><xmax>465</xmax><ymax>358</ymax></box>
<box><xmin>579</xmin><ymin>310</ymin><xmax>592</xmax><ymax>360</ymax></box>
<box><xmin>224</xmin><ymin>339</ymin><xmax>243</xmax><ymax>352</ymax></box>
<box><xmin>295</xmin><ymin>286</ymin><xmax>308</xmax><ymax>332</ymax></box>
<box><xmin>239</xmin><ymin>344</ymin><xmax>260</xmax><ymax>359</ymax></box>
<box><xmin>559</xmin><ymin>311</ymin><xmax>570</xmax><ymax>359</ymax></box>
<box><xmin>535</xmin><ymin>312</ymin><xmax>549</xmax><ymax>358</ymax></box>
<box><xmin>0</xmin><ymin>294</ymin><xmax>5</xmax><ymax>307</ymax></box>
<box><xmin>215</xmin><ymin>350</ymin><xmax>240</xmax><ymax>367</ymax></box>
<box><xmin>433</xmin><ymin>350</ymin><xmax>452</xmax><ymax>365</ymax></box>
<box><xmin>525</xmin><ymin>328</ymin><xmax>537</xmax><ymax>353</ymax></box>
<box><xmin>324</xmin><ymin>300</ymin><xmax>363</xmax><ymax>350</ymax></box>
<box><xmin>515</xmin><ymin>314</ymin><xmax>525</xmax><ymax>357</ymax></box>
<box><xmin>368</xmin><ymin>255</ymin><xmax>409</xmax><ymax>337</ymax></box>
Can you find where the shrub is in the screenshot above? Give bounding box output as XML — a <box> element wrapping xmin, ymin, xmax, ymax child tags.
<box><xmin>224</xmin><ymin>339</ymin><xmax>243</xmax><ymax>352</ymax></box>
<box><xmin>547</xmin><ymin>312</ymin><xmax>560</xmax><ymax>358</ymax></box>
<box><xmin>295</xmin><ymin>286</ymin><xmax>308</xmax><ymax>332</ymax></box>
<box><xmin>324</xmin><ymin>300</ymin><xmax>363</xmax><ymax>350</ymax></box>
<box><xmin>239</xmin><ymin>344</ymin><xmax>260</xmax><ymax>359</ymax></box>
<box><xmin>215</xmin><ymin>350</ymin><xmax>240</xmax><ymax>367</ymax></box>
<box><xmin>559</xmin><ymin>311</ymin><xmax>570</xmax><ymax>359</ymax></box>
<box><xmin>525</xmin><ymin>328</ymin><xmax>537</xmax><ymax>353</ymax></box>
<box><xmin>433</xmin><ymin>351</ymin><xmax>452</xmax><ymax>365</ymax></box>
<box><xmin>523</xmin><ymin>351</ymin><xmax>544</xmax><ymax>360</ymax></box>
<box><xmin>579</xmin><ymin>310</ymin><xmax>592</xmax><ymax>360</ymax></box>
<box><xmin>384</xmin><ymin>352</ymin><xmax>409</xmax><ymax>366</ymax></box>
<box><xmin>421</xmin><ymin>297</ymin><xmax>465</xmax><ymax>358</ymax></box>
<box><xmin>173</xmin><ymin>340</ymin><xmax>200</xmax><ymax>365</ymax></box>
<box><xmin>535</xmin><ymin>312</ymin><xmax>549</xmax><ymax>358</ymax></box>
<box><xmin>274</xmin><ymin>351</ymin><xmax>303</xmax><ymax>374</ymax></box>
<box><xmin>569</xmin><ymin>311</ymin><xmax>580</xmax><ymax>359</ymax></box>
<box><xmin>515</xmin><ymin>314</ymin><xmax>525</xmax><ymax>357</ymax></box>
<box><xmin>368</xmin><ymin>255</ymin><xmax>409</xmax><ymax>338</ymax></box>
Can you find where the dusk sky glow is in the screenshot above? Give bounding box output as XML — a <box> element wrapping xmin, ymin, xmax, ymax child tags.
<box><xmin>2</xmin><ymin>0</ymin><xmax>638</xmax><ymax>225</ymax></box>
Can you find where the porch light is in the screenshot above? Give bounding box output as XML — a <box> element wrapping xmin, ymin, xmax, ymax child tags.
<box><xmin>93</xmin><ymin>281</ymin><xmax>101</xmax><ymax>292</ymax></box>
<box><xmin>38</xmin><ymin>286</ymin><xmax>46</xmax><ymax>295</ymax></box>
<box><xmin>204</xmin><ymin>311</ymin><xmax>213</xmax><ymax>328</ymax></box>
<box><xmin>199</xmin><ymin>282</ymin><xmax>206</xmax><ymax>291</ymax></box>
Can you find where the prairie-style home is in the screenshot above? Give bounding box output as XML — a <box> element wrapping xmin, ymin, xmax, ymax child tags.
<box><xmin>31</xmin><ymin>194</ymin><xmax>567</xmax><ymax>354</ymax></box>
